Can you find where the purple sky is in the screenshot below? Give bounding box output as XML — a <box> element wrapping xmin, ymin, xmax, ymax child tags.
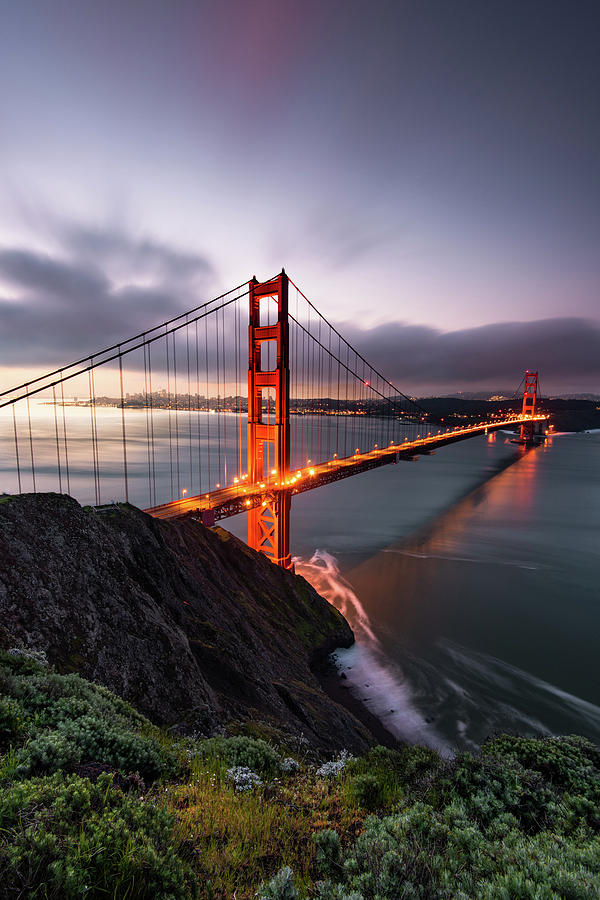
<box><xmin>1</xmin><ymin>0</ymin><xmax>599</xmax><ymax>393</ymax></box>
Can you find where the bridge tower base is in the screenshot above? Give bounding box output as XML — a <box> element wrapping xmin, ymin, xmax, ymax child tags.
<box><xmin>247</xmin><ymin>271</ymin><xmax>292</xmax><ymax>568</ymax></box>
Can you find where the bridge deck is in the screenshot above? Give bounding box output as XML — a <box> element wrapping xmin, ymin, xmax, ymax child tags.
<box><xmin>143</xmin><ymin>415</ymin><xmax>546</xmax><ymax>524</ymax></box>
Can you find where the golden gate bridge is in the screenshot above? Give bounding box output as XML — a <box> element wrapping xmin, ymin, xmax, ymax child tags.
<box><xmin>0</xmin><ymin>271</ymin><xmax>545</xmax><ymax>568</ymax></box>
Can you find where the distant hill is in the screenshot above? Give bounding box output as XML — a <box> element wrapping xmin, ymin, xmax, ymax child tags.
<box><xmin>419</xmin><ymin>397</ymin><xmax>600</xmax><ymax>432</ymax></box>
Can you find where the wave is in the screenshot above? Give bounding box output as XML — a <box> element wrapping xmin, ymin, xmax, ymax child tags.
<box><xmin>382</xmin><ymin>548</ymin><xmax>541</xmax><ymax>570</ymax></box>
<box><xmin>294</xmin><ymin>549</ymin><xmax>379</xmax><ymax>644</ymax></box>
<box><xmin>294</xmin><ymin>550</ymin><xmax>449</xmax><ymax>754</ymax></box>
<box><xmin>440</xmin><ymin>639</ymin><xmax>600</xmax><ymax>733</ymax></box>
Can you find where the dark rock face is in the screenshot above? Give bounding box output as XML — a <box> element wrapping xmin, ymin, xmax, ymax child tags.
<box><xmin>0</xmin><ymin>494</ymin><xmax>373</xmax><ymax>752</ymax></box>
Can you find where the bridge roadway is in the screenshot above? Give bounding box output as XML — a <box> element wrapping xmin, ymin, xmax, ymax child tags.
<box><xmin>143</xmin><ymin>415</ymin><xmax>547</xmax><ymax>524</ymax></box>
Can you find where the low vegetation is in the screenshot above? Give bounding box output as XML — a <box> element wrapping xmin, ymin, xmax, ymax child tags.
<box><xmin>1</xmin><ymin>648</ymin><xmax>599</xmax><ymax>898</ymax></box>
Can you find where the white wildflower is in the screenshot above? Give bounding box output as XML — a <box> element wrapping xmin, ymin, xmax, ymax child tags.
<box><xmin>225</xmin><ymin>765</ymin><xmax>263</xmax><ymax>791</ymax></box>
<box><xmin>316</xmin><ymin>749</ymin><xmax>353</xmax><ymax>777</ymax></box>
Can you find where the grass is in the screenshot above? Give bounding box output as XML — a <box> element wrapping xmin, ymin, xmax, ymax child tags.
<box><xmin>163</xmin><ymin>757</ymin><xmax>369</xmax><ymax>899</ymax></box>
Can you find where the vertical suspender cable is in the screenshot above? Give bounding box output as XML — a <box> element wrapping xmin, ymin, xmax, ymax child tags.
<box><xmin>294</xmin><ymin>290</ymin><xmax>299</xmax><ymax>469</ymax></box>
<box><xmin>386</xmin><ymin>379</ymin><xmax>392</xmax><ymax>448</ymax></box>
<box><xmin>143</xmin><ymin>339</ymin><xmax>152</xmax><ymax>507</ymax></box>
<box><xmin>215</xmin><ymin>308</ymin><xmax>221</xmax><ymax>484</ymax></box>
<box><xmin>148</xmin><ymin>342</ymin><xmax>156</xmax><ymax>506</ymax></box>
<box><xmin>344</xmin><ymin>343</ymin><xmax>349</xmax><ymax>458</ymax></box>
<box><xmin>307</xmin><ymin>306</ymin><xmax>313</xmax><ymax>463</ymax></box>
<box><xmin>12</xmin><ymin>405</ymin><xmax>22</xmax><ymax>494</ymax></box>
<box><xmin>327</xmin><ymin>323</ymin><xmax>333</xmax><ymax>460</ymax></box>
<box><xmin>166</xmin><ymin>328</ymin><xmax>174</xmax><ymax>500</ymax></box>
<box><xmin>88</xmin><ymin>370</ymin><xmax>99</xmax><ymax>505</ymax></box>
<box><xmin>234</xmin><ymin>298</ymin><xmax>240</xmax><ymax>478</ymax></box>
<box><xmin>91</xmin><ymin>366</ymin><xmax>101</xmax><ymax>504</ymax></box>
<box><xmin>222</xmin><ymin>305</ymin><xmax>227</xmax><ymax>487</ymax></box>
<box><xmin>26</xmin><ymin>393</ymin><xmax>36</xmax><ymax>493</ymax></box>
<box><xmin>336</xmin><ymin>335</ymin><xmax>341</xmax><ymax>456</ymax></box>
<box><xmin>173</xmin><ymin>331</ymin><xmax>181</xmax><ymax>498</ymax></box>
<box><xmin>238</xmin><ymin>298</ymin><xmax>242</xmax><ymax>477</ymax></box>
<box><xmin>186</xmin><ymin>319</ymin><xmax>193</xmax><ymax>495</ymax></box>
<box><xmin>317</xmin><ymin>317</ymin><xmax>323</xmax><ymax>463</ymax></box>
<box><xmin>205</xmin><ymin>315</ymin><xmax>211</xmax><ymax>489</ymax></box>
<box><xmin>301</xmin><ymin>304</ymin><xmax>306</xmax><ymax>464</ymax></box>
<box><xmin>60</xmin><ymin>374</ymin><xmax>71</xmax><ymax>496</ymax></box>
<box><xmin>52</xmin><ymin>384</ymin><xmax>63</xmax><ymax>493</ymax></box>
<box><xmin>361</xmin><ymin>365</ymin><xmax>365</xmax><ymax>451</ymax></box>
<box><xmin>118</xmin><ymin>350</ymin><xmax>129</xmax><ymax>503</ymax></box>
<box><xmin>195</xmin><ymin>319</ymin><xmax>202</xmax><ymax>494</ymax></box>
<box><xmin>351</xmin><ymin>349</ymin><xmax>357</xmax><ymax>455</ymax></box>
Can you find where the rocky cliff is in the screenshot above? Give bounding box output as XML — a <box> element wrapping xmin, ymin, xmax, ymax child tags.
<box><xmin>0</xmin><ymin>493</ymin><xmax>374</xmax><ymax>753</ymax></box>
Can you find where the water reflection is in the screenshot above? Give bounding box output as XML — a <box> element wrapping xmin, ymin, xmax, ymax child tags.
<box><xmin>300</xmin><ymin>435</ymin><xmax>600</xmax><ymax>751</ymax></box>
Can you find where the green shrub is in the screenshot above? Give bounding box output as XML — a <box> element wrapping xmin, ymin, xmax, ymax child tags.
<box><xmin>0</xmin><ymin>771</ymin><xmax>196</xmax><ymax>899</ymax></box>
<box><xmin>0</xmin><ymin>653</ymin><xmax>176</xmax><ymax>783</ymax></box>
<box><xmin>484</xmin><ymin>734</ymin><xmax>600</xmax><ymax>800</ymax></box>
<box><xmin>254</xmin><ymin>737</ymin><xmax>600</xmax><ymax>900</ymax></box>
<box><xmin>314</xmin><ymin>886</ymin><xmax>364</xmax><ymax>900</ymax></box>
<box><xmin>338</xmin><ymin>801</ymin><xmax>600</xmax><ymax>899</ymax></box>
<box><xmin>0</xmin><ymin>648</ymin><xmax>47</xmax><ymax>678</ymax></box>
<box><xmin>9</xmin><ymin>671</ymin><xmax>147</xmax><ymax>732</ymax></box>
<box><xmin>315</xmin><ymin>829</ymin><xmax>342</xmax><ymax>879</ymax></box>
<box><xmin>346</xmin><ymin>774</ymin><xmax>384</xmax><ymax>811</ymax></box>
<box><xmin>341</xmin><ymin>745</ymin><xmax>414</xmax><ymax>811</ymax></box>
<box><xmin>0</xmin><ymin>697</ymin><xmax>25</xmax><ymax>751</ymax></box>
<box><xmin>440</xmin><ymin>751</ymin><xmax>560</xmax><ymax>833</ymax></box>
<box><xmin>196</xmin><ymin>735</ymin><xmax>281</xmax><ymax>776</ymax></box>
<box><xmin>257</xmin><ymin>866</ymin><xmax>299</xmax><ymax>900</ymax></box>
<box><xmin>16</xmin><ymin>715</ymin><xmax>171</xmax><ymax>781</ymax></box>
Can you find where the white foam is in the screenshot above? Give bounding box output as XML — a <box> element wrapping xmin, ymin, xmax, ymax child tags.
<box><xmin>294</xmin><ymin>550</ymin><xmax>449</xmax><ymax>754</ymax></box>
<box><xmin>294</xmin><ymin>549</ymin><xmax>379</xmax><ymax>644</ymax></box>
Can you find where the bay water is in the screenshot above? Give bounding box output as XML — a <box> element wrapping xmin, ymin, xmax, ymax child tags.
<box><xmin>288</xmin><ymin>431</ymin><xmax>600</xmax><ymax>753</ymax></box>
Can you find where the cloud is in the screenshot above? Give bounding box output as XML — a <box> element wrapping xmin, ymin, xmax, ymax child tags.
<box><xmin>60</xmin><ymin>224</ymin><xmax>213</xmax><ymax>285</ymax></box>
<box><xmin>0</xmin><ymin>225</ymin><xmax>216</xmax><ymax>365</ymax></box>
<box><xmin>338</xmin><ymin>317</ymin><xmax>600</xmax><ymax>391</ymax></box>
<box><xmin>269</xmin><ymin>204</ymin><xmax>395</xmax><ymax>271</ymax></box>
<box><xmin>1</xmin><ymin>223</ymin><xmax>598</xmax><ymax>394</ymax></box>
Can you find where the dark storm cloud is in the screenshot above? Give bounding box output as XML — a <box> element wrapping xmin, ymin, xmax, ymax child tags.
<box><xmin>0</xmin><ymin>249</ymin><xmax>109</xmax><ymax>300</ymax></box>
<box><xmin>340</xmin><ymin>318</ymin><xmax>600</xmax><ymax>389</ymax></box>
<box><xmin>0</xmin><ymin>228</ymin><xmax>216</xmax><ymax>365</ymax></box>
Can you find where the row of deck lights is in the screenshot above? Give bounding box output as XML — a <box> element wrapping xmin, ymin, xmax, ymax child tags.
<box><xmin>182</xmin><ymin>414</ymin><xmax>537</xmax><ymax>503</ymax></box>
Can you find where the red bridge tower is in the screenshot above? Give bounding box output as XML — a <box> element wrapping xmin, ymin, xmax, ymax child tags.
<box><xmin>247</xmin><ymin>271</ymin><xmax>292</xmax><ymax>568</ymax></box>
<box><xmin>519</xmin><ymin>370</ymin><xmax>539</xmax><ymax>443</ymax></box>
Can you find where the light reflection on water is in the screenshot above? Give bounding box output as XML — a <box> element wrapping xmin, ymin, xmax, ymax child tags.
<box><xmin>0</xmin><ymin>400</ymin><xmax>425</xmax><ymax>508</ymax></box>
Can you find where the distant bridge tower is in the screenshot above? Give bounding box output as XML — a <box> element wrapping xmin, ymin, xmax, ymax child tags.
<box><xmin>247</xmin><ymin>271</ymin><xmax>292</xmax><ymax>568</ymax></box>
<box><xmin>519</xmin><ymin>370</ymin><xmax>539</xmax><ymax>444</ymax></box>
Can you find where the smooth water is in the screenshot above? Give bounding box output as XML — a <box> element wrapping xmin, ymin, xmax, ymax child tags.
<box><xmin>289</xmin><ymin>431</ymin><xmax>600</xmax><ymax>752</ymax></box>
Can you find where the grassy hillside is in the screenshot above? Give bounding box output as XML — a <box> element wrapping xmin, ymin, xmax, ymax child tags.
<box><xmin>1</xmin><ymin>648</ymin><xmax>599</xmax><ymax>899</ymax></box>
